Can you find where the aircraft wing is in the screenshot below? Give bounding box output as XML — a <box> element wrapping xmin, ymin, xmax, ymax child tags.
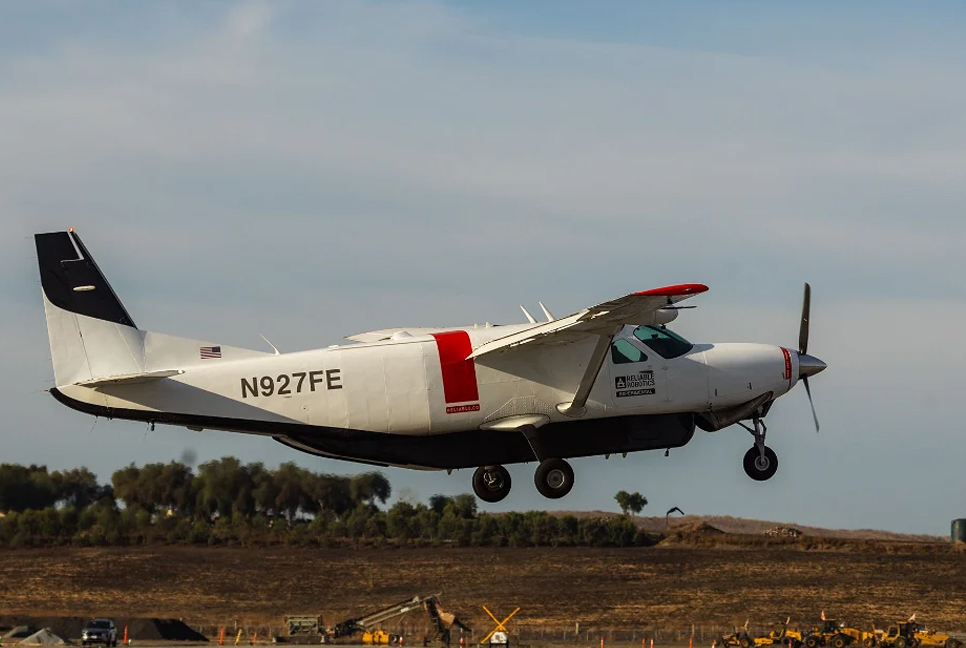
<box><xmin>468</xmin><ymin>283</ymin><xmax>707</xmax><ymax>359</ymax></box>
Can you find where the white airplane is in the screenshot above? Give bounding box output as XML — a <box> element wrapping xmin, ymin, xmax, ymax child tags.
<box><xmin>36</xmin><ymin>229</ymin><xmax>826</xmax><ymax>502</ymax></box>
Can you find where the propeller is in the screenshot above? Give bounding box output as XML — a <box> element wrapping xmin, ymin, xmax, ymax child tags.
<box><xmin>796</xmin><ymin>282</ymin><xmax>826</xmax><ymax>433</ymax></box>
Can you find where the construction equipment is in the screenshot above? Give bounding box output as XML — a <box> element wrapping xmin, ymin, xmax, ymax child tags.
<box><xmin>286</xmin><ymin>617</ymin><xmax>324</xmax><ymax>637</ymax></box>
<box><xmin>362</xmin><ymin>631</ymin><xmax>397</xmax><ymax>645</ymax></box>
<box><xmin>329</xmin><ymin>595</ymin><xmax>468</xmax><ymax>646</ymax></box>
<box><xmin>912</xmin><ymin>624</ymin><xmax>963</xmax><ymax>648</ymax></box>
<box><xmin>715</xmin><ymin>623</ymin><xmax>753</xmax><ymax>648</ymax></box>
<box><xmin>752</xmin><ymin>619</ymin><xmax>804</xmax><ymax>648</ymax></box>
<box><xmin>804</xmin><ymin>618</ymin><xmax>871</xmax><ymax>648</ymax></box>
<box><xmin>876</xmin><ymin>622</ymin><xmax>919</xmax><ymax>648</ymax></box>
<box><xmin>872</xmin><ymin>618</ymin><xmax>963</xmax><ymax>648</ymax></box>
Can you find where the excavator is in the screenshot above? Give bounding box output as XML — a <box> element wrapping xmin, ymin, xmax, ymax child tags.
<box><xmin>328</xmin><ymin>595</ymin><xmax>469</xmax><ymax>646</ymax></box>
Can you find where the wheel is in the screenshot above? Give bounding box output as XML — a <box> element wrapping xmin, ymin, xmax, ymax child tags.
<box><xmin>896</xmin><ymin>638</ymin><xmax>909</xmax><ymax>648</ymax></box>
<box><xmin>533</xmin><ymin>458</ymin><xmax>575</xmax><ymax>499</ymax></box>
<box><xmin>740</xmin><ymin>638</ymin><xmax>752</xmax><ymax>648</ymax></box>
<box><xmin>833</xmin><ymin>636</ymin><xmax>848</xmax><ymax>648</ymax></box>
<box><xmin>743</xmin><ymin>446</ymin><xmax>779</xmax><ymax>481</ymax></box>
<box><xmin>945</xmin><ymin>640</ymin><xmax>961</xmax><ymax>648</ymax></box>
<box><xmin>864</xmin><ymin>639</ymin><xmax>876</xmax><ymax>648</ymax></box>
<box><xmin>805</xmin><ymin>637</ymin><xmax>820</xmax><ymax>648</ymax></box>
<box><xmin>472</xmin><ymin>465</ymin><xmax>511</xmax><ymax>503</ymax></box>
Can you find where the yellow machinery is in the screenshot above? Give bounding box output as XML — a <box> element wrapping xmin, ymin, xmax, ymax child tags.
<box><xmin>907</xmin><ymin>620</ymin><xmax>961</xmax><ymax>648</ymax></box>
<box><xmin>876</xmin><ymin>622</ymin><xmax>920</xmax><ymax>648</ymax></box>
<box><xmin>753</xmin><ymin>620</ymin><xmax>804</xmax><ymax>648</ymax></box>
<box><xmin>715</xmin><ymin>623</ymin><xmax>752</xmax><ymax>648</ymax></box>
<box><xmin>804</xmin><ymin>619</ymin><xmax>873</xmax><ymax>648</ymax></box>
<box><xmin>362</xmin><ymin>631</ymin><xmax>398</xmax><ymax>645</ymax></box>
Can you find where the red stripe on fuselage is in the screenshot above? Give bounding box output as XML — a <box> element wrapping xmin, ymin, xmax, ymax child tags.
<box><xmin>431</xmin><ymin>331</ymin><xmax>480</xmax><ymax>404</ymax></box>
<box><xmin>780</xmin><ymin>346</ymin><xmax>792</xmax><ymax>385</ymax></box>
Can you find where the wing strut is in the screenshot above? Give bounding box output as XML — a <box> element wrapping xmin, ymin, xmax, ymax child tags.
<box><xmin>556</xmin><ymin>325</ymin><xmax>621</xmax><ymax>418</ymax></box>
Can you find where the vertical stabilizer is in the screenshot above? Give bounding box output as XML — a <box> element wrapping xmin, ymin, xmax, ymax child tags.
<box><xmin>35</xmin><ymin>230</ymin><xmax>145</xmax><ymax>386</ymax></box>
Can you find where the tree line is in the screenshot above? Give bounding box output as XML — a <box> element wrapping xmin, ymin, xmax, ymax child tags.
<box><xmin>0</xmin><ymin>459</ymin><xmax>654</xmax><ymax>548</ymax></box>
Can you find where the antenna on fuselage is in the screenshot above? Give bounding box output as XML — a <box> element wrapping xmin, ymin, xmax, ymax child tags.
<box><xmin>259</xmin><ymin>333</ymin><xmax>281</xmax><ymax>356</ymax></box>
<box><xmin>520</xmin><ymin>305</ymin><xmax>537</xmax><ymax>324</ymax></box>
<box><xmin>538</xmin><ymin>302</ymin><xmax>554</xmax><ymax>322</ymax></box>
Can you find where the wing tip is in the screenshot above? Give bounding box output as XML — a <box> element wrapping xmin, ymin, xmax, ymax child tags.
<box><xmin>635</xmin><ymin>283</ymin><xmax>709</xmax><ymax>297</ymax></box>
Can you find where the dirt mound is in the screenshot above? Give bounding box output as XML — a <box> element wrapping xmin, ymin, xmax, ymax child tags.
<box><xmin>125</xmin><ymin>619</ymin><xmax>207</xmax><ymax>642</ymax></box>
<box><xmin>18</xmin><ymin>628</ymin><xmax>69</xmax><ymax>646</ymax></box>
<box><xmin>692</xmin><ymin>522</ymin><xmax>725</xmax><ymax>534</ymax></box>
<box><xmin>3</xmin><ymin>626</ymin><xmax>37</xmax><ymax>642</ymax></box>
<box><xmin>0</xmin><ymin>618</ymin><xmax>205</xmax><ymax>643</ymax></box>
<box><xmin>670</xmin><ymin>521</ymin><xmax>725</xmax><ymax>534</ymax></box>
<box><xmin>0</xmin><ymin>619</ymin><xmax>85</xmax><ymax>642</ymax></box>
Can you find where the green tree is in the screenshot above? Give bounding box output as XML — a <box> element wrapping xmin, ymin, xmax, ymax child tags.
<box><xmin>309</xmin><ymin>474</ymin><xmax>353</xmax><ymax>516</ymax></box>
<box><xmin>386</xmin><ymin>501</ymin><xmax>417</xmax><ymax>540</ymax></box>
<box><xmin>194</xmin><ymin>457</ymin><xmax>256</xmax><ymax>519</ymax></box>
<box><xmin>273</xmin><ymin>462</ymin><xmax>309</xmax><ymax>521</ymax></box>
<box><xmin>52</xmin><ymin>468</ymin><xmax>104</xmax><ymax>509</ymax></box>
<box><xmin>0</xmin><ymin>464</ymin><xmax>59</xmax><ymax>512</ymax></box>
<box><xmin>350</xmin><ymin>472</ymin><xmax>391</xmax><ymax>506</ymax></box>
<box><xmin>614</xmin><ymin>490</ymin><xmax>647</xmax><ymax>515</ymax></box>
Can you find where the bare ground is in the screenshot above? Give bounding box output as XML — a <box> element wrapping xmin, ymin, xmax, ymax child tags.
<box><xmin>2</xmin><ymin>539</ymin><xmax>966</xmax><ymax>637</ymax></box>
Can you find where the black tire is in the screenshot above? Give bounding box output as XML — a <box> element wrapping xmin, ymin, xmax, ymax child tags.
<box><xmin>743</xmin><ymin>446</ymin><xmax>779</xmax><ymax>481</ymax></box>
<box><xmin>945</xmin><ymin>640</ymin><xmax>961</xmax><ymax>648</ymax></box>
<box><xmin>864</xmin><ymin>639</ymin><xmax>876</xmax><ymax>648</ymax></box>
<box><xmin>896</xmin><ymin>638</ymin><xmax>909</xmax><ymax>648</ymax></box>
<box><xmin>833</xmin><ymin>636</ymin><xmax>848</xmax><ymax>648</ymax></box>
<box><xmin>806</xmin><ymin>637</ymin><xmax>820</xmax><ymax>648</ymax></box>
<box><xmin>533</xmin><ymin>458</ymin><xmax>575</xmax><ymax>499</ymax></box>
<box><xmin>472</xmin><ymin>465</ymin><xmax>511</xmax><ymax>503</ymax></box>
<box><xmin>740</xmin><ymin>639</ymin><xmax>752</xmax><ymax>648</ymax></box>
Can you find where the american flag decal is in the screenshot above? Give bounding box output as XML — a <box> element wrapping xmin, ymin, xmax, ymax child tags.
<box><xmin>200</xmin><ymin>345</ymin><xmax>222</xmax><ymax>359</ymax></box>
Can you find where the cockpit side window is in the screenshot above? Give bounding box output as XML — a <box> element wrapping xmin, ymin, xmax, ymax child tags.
<box><xmin>632</xmin><ymin>325</ymin><xmax>693</xmax><ymax>359</ymax></box>
<box><xmin>611</xmin><ymin>338</ymin><xmax>648</xmax><ymax>364</ymax></box>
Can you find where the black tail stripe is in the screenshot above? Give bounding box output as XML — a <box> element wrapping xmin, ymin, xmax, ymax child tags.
<box><xmin>35</xmin><ymin>231</ymin><xmax>137</xmax><ymax>328</ymax></box>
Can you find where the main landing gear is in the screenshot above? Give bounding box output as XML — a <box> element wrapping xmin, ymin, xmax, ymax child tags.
<box><xmin>534</xmin><ymin>458</ymin><xmax>574</xmax><ymax>499</ymax></box>
<box><xmin>471</xmin><ymin>458</ymin><xmax>575</xmax><ymax>502</ymax></box>
<box><xmin>472</xmin><ymin>465</ymin><xmax>512</xmax><ymax>503</ymax></box>
<box><xmin>738</xmin><ymin>414</ymin><xmax>778</xmax><ymax>481</ymax></box>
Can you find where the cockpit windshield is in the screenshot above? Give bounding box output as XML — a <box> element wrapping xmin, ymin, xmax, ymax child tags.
<box><xmin>632</xmin><ymin>325</ymin><xmax>693</xmax><ymax>359</ymax></box>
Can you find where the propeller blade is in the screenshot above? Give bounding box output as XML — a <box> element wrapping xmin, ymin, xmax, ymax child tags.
<box><xmin>803</xmin><ymin>376</ymin><xmax>820</xmax><ymax>432</ymax></box>
<box><xmin>798</xmin><ymin>282</ymin><xmax>811</xmax><ymax>355</ymax></box>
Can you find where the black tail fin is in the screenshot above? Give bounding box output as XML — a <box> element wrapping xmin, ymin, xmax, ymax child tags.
<box><xmin>35</xmin><ymin>230</ymin><xmax>136</xmax><ymax>327</ymax></box>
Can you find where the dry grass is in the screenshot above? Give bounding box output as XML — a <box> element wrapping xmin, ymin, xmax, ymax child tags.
<box><xmin>2</xmin><ymin>540</ymin><xmax>966</xmax><ymax>636</ymax></box>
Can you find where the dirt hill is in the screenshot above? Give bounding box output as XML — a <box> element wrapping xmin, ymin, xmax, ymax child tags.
<box><xmin>555</xmin><ymin>512</ymin><xmax>944</xmax><ymax>543</ymax></box>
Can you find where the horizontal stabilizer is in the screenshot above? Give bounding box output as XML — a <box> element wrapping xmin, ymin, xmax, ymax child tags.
<box><xmin>76</xmin><ymin>369</ymin><xmax>185</xmax><ymax>387</ymax></box>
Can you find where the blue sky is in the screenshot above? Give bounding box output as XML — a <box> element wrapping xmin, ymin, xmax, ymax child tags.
<box><xmin>2</xmin><ymin>1</ymin><xmax>965</xmax><ymax>534</ymax></box>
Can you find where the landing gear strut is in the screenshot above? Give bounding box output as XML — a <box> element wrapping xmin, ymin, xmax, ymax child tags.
<box><xmin>534</xmin><ymin>458</ymin><xmax>575</xmax><ymax>499</ymax></box>
<box><xmin>472</xmin><ymin>465</ymin><xmax>512</xmax><ymax>503</ymax></box>
<box><xmin>738</xmin><ymin>414</ymin><xmax>779</xmax><ymax>481</ymax></box>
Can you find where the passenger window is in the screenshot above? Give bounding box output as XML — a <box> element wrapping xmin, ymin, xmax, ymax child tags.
<box><xmin>611</xmin><ymin>339</ymin><xmax>648</xmax><ymax>364</ymax></box>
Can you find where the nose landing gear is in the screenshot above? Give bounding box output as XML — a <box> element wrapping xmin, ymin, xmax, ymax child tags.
<box><xmin>738</xmin><ymin>414</ymin><xmax>779</xmax><ymax>481</ymax></box>
<box><xmin>472</xmin><ymin>465</ymin><xmax>512</xmax><ymax>502</ymax></box>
